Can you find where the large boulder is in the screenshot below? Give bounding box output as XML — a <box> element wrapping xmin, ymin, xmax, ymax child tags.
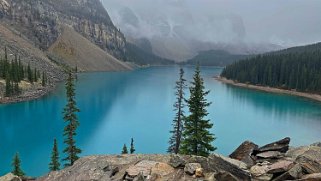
<box><xmin>295</xmin><ymin>146</ymin><xmax>321</xmax><ymax>174</ymax></box>
<box><xmin>0</xmin><ymin>173</ymin><xmax>21</xmax><ymax>181</ymax></box>
<box><xmin>168</xmin><ymin>154</ymin><xmax>186</xmax><ymax>168</ymax></box>
<box><xmin>229</xmin><ymin>141</ymin><xmax>258</xmax><ymax>167</ymax></box>
<box><xmin>256</xmin><ymin>137</ymin><xmax>290</xmax><ymax>153</ymax></box>
<box><xmin>214</xmin><ymin>171</ymin><xmax>239</xmax><ymax>181</ymax></box>
<box><xmin>250</xmin><ymin>162</ymin><xmax>273</xmax><ymax>180</ymax></box>
<box><xmin>208</xmin><ymin>153</ymin><xmax>251</xmax><ymax>181</ymax></box>
<box><xmin>273</xmin><ymin>164</ymin><xmax>303</xmax><ymax>181</ymax></box>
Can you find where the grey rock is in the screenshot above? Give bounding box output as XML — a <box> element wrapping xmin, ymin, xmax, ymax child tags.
<box><xmin>295</xmin><ymin>146</ymin><xmax>321</xmax><ymax>174</ymax></box>
<box><xmin>298</xmin><ymin>173</ymin><xmax>321</xmax><ymax>181</ymax></box>
<box><xmin>0</xmin><ymin>173</ymin><xmax>21</xmax><ymax>181</ymax></box>
<box><xmin>229</xmin><ymin>141</ymin><xmax>258</xmax><ymax>167</ymax></box>
<box><xmin>310</xmin><ymin>142</ymin><xmax>321</xmax><ymax>147</ymax></box>
<box><xmin>273</xmin><ymin>164</ymin><xmax>303</xmax><ymax>181</ymax></box>
<box><xmin>208</xmin><ymin>153</ymin><xmax>251</xmax><ymax>181</ymax></box>
<box><xmin>184</xmin><ymin>163</ymin><xmax>202</xmax><ymax>175</ymax></box>
<box><xmin>169</xmin><ymin>154</ymin><xmax>186</xmax><ymax>168</ymax></box>
<box><xmin>214</xmin><ymin>171</ymin><xmax>239</xmax><ymax>181</ymax></box>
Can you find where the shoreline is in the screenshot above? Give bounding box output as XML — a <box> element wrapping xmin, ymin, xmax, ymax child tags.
<box><xmin>215</xmin><ymin>76</ymin><xmax>321</xmax><ymax>103</ymax></box>
<box><xmin>0</xmin><ymin>83</ymin><xmax>58</xmax><ymax>104</ymax></box>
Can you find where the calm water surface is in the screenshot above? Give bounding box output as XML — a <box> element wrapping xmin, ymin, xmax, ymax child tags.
<box><xmin>1</xmin><ymin>66</ymin><xmax>321</xmax><ymax>176</ymax></box>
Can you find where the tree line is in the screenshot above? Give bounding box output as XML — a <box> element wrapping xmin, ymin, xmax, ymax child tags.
<box><xmin>221</xmin><ymin>50</ymin><xmax>321</xmax><ymax>93</ymax></box>
<box><xmin>0</xmin><ymin>47</ymin><xmax>48</xmax><ymax>97</ymax></box>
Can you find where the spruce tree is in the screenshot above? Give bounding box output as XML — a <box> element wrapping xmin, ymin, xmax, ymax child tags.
<box><xmin>180</xmin><ymin>65</ymin><xmax>216</xmax><ymax>157</ymax></box>
<box><xmin>130</xmin><ymin>138</ymin><xmax>135</xmax><ymax>154</ymax></box>
<box><xmin>62</xmin><ymin>72</ymin><xmax>81</xmax><ymax>167</ymax></box>
<box><xmin>168</xmin><ymin>68</ymin><xmax>187</xmax><ymax>154</ymax></box>
<box><xmin>49</xmin><ymin>138</ymin><xmax>60</xmax><ymax>171</ymax></box>
<box><xmin>122</xmin><ymin>144</ymin><xmax>128</xmax><ymax>154</ymax></box>
<box><xmin>12</xmin><ymin>152</ymin><xmax>25</xmax><ymax>177</ymax></box>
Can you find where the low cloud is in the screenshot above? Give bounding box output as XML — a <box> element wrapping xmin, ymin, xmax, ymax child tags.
<box><xmin>103</xmin><ymin>0</ymin><xmax>321</xmax><ymax>47</ymax></box>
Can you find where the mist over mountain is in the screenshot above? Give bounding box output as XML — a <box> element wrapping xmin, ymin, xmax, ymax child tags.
<box><xmin>103</xmin><ymin>0</ymin><xmax>321</xmax><ymax>61</ymax></box>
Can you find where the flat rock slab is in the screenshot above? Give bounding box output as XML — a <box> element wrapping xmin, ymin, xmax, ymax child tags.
<box><xmin>256</xmin><ymin>151</ymin><xmax>283</xmax><ymax>159</ymax></box>
<box><xmin>126</xmin><ymin>160</ymin><xmax>174</xmax><ymax>178</ymax></box>
<box><xmin>267</xmin><ymin>160</ymin><xmax>294</xmax><ymax>174</ymax></box>
<box><xmin>257</xmin><ymin>137</ymin><xmax>290</xmax><ymax>153</ymax></box>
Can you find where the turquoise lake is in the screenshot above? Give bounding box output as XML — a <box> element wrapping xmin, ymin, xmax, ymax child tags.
<box><xmin>1</xmin><ymin>66</ymin><xmax>321</xmax><ymax>176</ymax></box>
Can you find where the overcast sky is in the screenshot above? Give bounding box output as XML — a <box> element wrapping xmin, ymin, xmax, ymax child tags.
<box><xmin>103</xmin><ymin>0</ymin><xmax>321</xmax><ymax>47</ymax></box>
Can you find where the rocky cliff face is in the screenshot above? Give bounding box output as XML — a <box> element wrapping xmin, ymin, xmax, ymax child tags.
<box><xmin>0</xmin><ymin>0</ymin><xmax>126</xmax><ymax>60</ymax></box>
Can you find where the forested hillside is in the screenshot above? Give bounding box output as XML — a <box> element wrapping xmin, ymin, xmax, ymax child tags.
<box><xmin>185</xmin><ymin>50</ymin><xmax>248</xmax><ymax>66</ymax></box>
<box><xmin>125</xmin><ymin>43</ymin><xmax>175</xmax><ymax>65</ymax></box>
<box><xmin>221</xmin><ymin>43</ymin><xmax>321</xmax><ymax>93</ymax></box>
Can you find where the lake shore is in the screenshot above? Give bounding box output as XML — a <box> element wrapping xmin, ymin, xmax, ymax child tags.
<box><xmin>0</xmin><ymin>83</ymin><xmax>57</xmax><ymax>104</ymax></box>
<box><xmin>215</xmin><ymin>76</ymin><xmax>321</xmax><ymax>103</ymax></box>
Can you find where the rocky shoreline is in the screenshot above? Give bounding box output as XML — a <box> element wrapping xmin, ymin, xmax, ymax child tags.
<box><xmin>2</xmin><ymin>138</ymin><xmax>321</xmax><ymax>181</ymax></box>
<box><xmin>215</xmin><ymin>76</ymin><xmax>321</xmax><ymax>103</ymax></box>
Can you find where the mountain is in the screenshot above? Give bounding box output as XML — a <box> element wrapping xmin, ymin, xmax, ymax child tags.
<box><xmin>221</xmin><ymin>42</ymin><xmax>321</xmax><ymax>93</ymax></box>
<box><xmin>185</xmin><ymin>49</ymin><xmax>249</xmax><ymax>66</ymax></box>
<box><xmin>125</xmin><ymin>42</ymin><xmax>174</xmax><ymax>66</ymax></box>
<box><xmin>108</xmin><ymin>5</ymin><xmax>283</xmax><ymax>62</ymax></box>
<box><xmin>0</xmin><ymin>0</ymin><xmax>131</xmax><ymax>73</ymax></box>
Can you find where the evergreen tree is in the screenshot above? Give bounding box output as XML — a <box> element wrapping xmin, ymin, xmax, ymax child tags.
<box><xmin>62</xmin><ymin>72</ymin><xmax>81</xmax><ymax>167</ymax></box>
<box><xmin>42</xmin><ymin>72</ymin><xmax>46</xmax><ymax>87</ymax></box>
<box><xmin>5</xmin><ymin>74</ymin><xmax>12</xmax><ymax>97</ymax></box>
<box><xmin>13</xmin><ymin>82</ymin><xmax>20</xmax><ymax>95</ymax></box>
<box><xmin>49</xmin><ymin>139</ymin><xmax>60</xmax><ymax>171</ymax></box>
<box><xmin>12</xmin><ymin>152</ymin><xmax>25</xmax><ymax>177</ymax></box>
<box><xmin>180</xmin><ymin>65</ymin><xmax>216</xmax><ymax>157</ymax></box>
<box><xmin>34</xmin><ymin>68</ymin><xmax>38</xmax><ymax>82</ymax></box>
<box><xmin>27</xmin><ymin>63</ymin><xmax>33</xmax><ymax>83</ymax></box>
<box><xmin>168</xmin><ymin>68</ymin><xmax>187</xmax><ymax>154</ymax></box>
<box><xmin>130</xmin><ymin>138</ymin><xmax>135</xmax><ymax>154</ymax></box>
<box><xmin>122</xmin><ymin>144</ymin><xmax>128</xmax><ymax>154</ymax></box>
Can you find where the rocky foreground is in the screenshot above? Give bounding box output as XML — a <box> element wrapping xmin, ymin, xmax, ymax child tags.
<box><xmin>2</xmin><ymin>138</ymin><xmax>321</xmax><ymax>181</ymax></box>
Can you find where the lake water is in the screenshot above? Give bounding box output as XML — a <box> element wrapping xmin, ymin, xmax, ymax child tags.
<box><xmin>1</xmin><ymin>66</ymin><xmax>321</xmax><ymax>176</ymax></box>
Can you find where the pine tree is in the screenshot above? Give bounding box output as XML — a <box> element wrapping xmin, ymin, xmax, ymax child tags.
<box><xmin>49</xmin><ymin>139</ymin><xmax>60</xmax><ymax>171</ymax></box>
<box><xmin>130</xmin><ymin>138</ymin><xmax>135</xmax><ymax>154</ymax></box>
<box><xmin>168</xmin><ymin>68</ymin><xmax>187</xmax><ymax>154</ymax></box>
<box><xmin>12</xmin><ymin>152</ymin><xmax>25</xmax><ymax>177</ymax></box>
<box><xmin>62</xmin><ymin>72</ymin><xmax>81</xmax><ymax>167</ymax></box>
<box><xmin>180</xmin><ymin>65</ymin><xmax>216</xmax><ymax>157</ymax></box>
<box><xmin>122</xmin><ymin>144</ymin><xmax>128</xmax><ymax>154</ymax></box>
